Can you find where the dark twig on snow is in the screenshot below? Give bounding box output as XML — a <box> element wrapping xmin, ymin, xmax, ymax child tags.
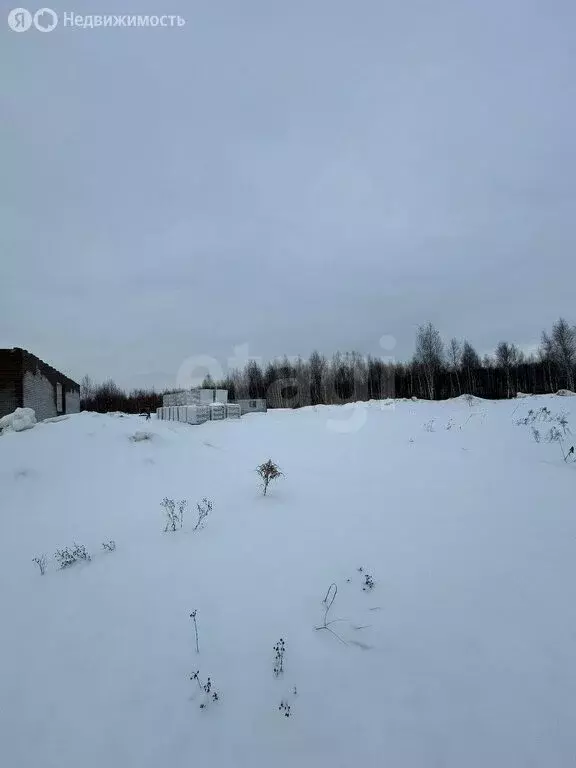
<box><xmin>32</xmin><ymin>554</ymin><xmax>47</xmax><ymax>575</ymax></box>
<box><xmin>190</xmin><ymin>610</ymin><xmax>200</xmax><ymax>654</ymax></box>
<box><xmin>314</xmin><ymin>583</ymin><xmax>348</xmax><ymax>645</ymax></box>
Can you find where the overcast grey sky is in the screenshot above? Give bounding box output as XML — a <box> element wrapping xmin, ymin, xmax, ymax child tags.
<box><xmin>2</xmin><ymin>0</ymin><xmax>575</xmax><ymax>389</ymax></box>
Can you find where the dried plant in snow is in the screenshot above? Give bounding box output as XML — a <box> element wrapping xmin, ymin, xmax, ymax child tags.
<box><xmin>362</xmin><ymin>573</ymin><xmax>375</xmax><ymax>591</ymax></box>
<box><xmin>190</xmin><ymin>610</ymin><xmax>200</xmax><ymax>654</ymax></box>
<box><xmin>32</xmin><ymin>554</ymin><xmax>47</xmax><ymax>575</ymax></box>
<box><xmin>54</xmin><ymin>543</ymin><xmax>91</xmax><ymax>569</ymax></box>
<box><xmin>273</xmin><ymin>638</ymin><xmax>286</xmax><ymax>677</ymax></box>
<box><xmin>193</xmin><ymin>498</ymin><xmax>213</xmax><ymax>531</ymax></box>
<box><xmin>556</xmin><ymin>412</ymin><xmax>571</xmax><ymax>435</ymax></box>
<box><xmin>190</xmin><ymin>670</ymin><xmax>220</xmax><ymax>709</ymax></box>
<box><xmin>547</xmin><ymin>427</ymin><xmax>576</xmax><ymax>462</ymax></box>
<box><xmin>178</xmin><ymin>500</ymin><xmax>187</xmax><ymax>528</ymax></box>
<box><xmin>314</xmin><ymin>583</ymin><xmax>347</xmax><ymax>645</ymax></box>
<box><xmin>161</xmin><ymin>497</ymin><xmax>186</xmax><ymax>532</ymax></box>
<box><xmin>256</xmin><ymin>459</ymin><xmax>283</xmax><ymax>496</ymax></box>
<box><xmin>161</xmin><ymin>497</ymin><xmax>177</xmax><ymax>532</ymax></box>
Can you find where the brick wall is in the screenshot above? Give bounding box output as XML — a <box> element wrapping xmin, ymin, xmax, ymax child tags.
<box><xmin>0</xmin><ymin>349</ymin><xmax>22</xmax><ymax>418</ymax></box>
<box><xmin>1</xmin><ymin>349</ymin><xmax>80</xmax><ymax>421</ymax></box>
<box><xmin>19</xmin><ymin>350</ymin><xmax>80</xmax><ymax>420</ymax></box>
<box><xmin>22</xmin><ymin>368</ymin><xmax>57</xmax><ymax>421</ymax></box>
<box><xmin>0</xmin><ymin>384</ymin><xmax>19</xmax><ymax>418</ymax></box>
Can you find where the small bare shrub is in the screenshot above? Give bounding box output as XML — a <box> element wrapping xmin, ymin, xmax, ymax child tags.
<box><xmin>556</xmin><ymin>412</ymin><xmax>571</xmax><ymax>435</ymax></box>
<box><xmin>55</xmin><ymin>547</ymin><xmax>76</xmax><ymax>568</ymax></box>
<box><xmin>190</xmin><ymin>670</ymin><xmax>220</xmax><ymax>709</ymax></box>
<box><xmin>178</xmin><ymin>500</ymin><xmax>187</xmax><ymax>528</ymax></box>
<box><xmin>256</xmin><ymin>459</ymin><xmax>283</xmax><ymax>496</ymax></box>
<box><xmin>32</xmin><ymin>554</ymin><xmax>47</xmax><ymax>575</ymax></box>
<box><xmin>72</xmin><ymin>543</ymin><xmax>91</xmax><ymax>561</ymax></box>
<box><xmin>193</xmin><ymin>498</ymin><xmax>212</xmax><ymax>531</ymax></box>
<box><xmin>362</xmin><ymin>573</ymin><xmax>375</xmax><ymax>591</ymax></box>
<box><xmin>55</xmin><ymin>543</ymin><xmax>91</xmax><ymax>568</ymax></box>
<box><xmin>273</xmin><ymin>638</ymin><xmax>286</xmax><ymax>677</ymax></box>
<box><xmin>161</xmin><ymin>497</ymin><xmax>186</xmax><ymax>532</ymax></box>
<box><xmin>101</xmin><ymin>540</ymin><xmax>116</xmax><ymax>552</ymax></box>
<box><xmin>516</xmin><ymin>407</ymin><xmax>553</xmax><ymax>427</ymax></box>
<box><xmin>547</xmin><ymin>427</ymin><xmax>576</xmax><ymax>462</ymax></box>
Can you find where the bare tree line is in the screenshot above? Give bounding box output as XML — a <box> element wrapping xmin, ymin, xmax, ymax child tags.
<box><xmin>80</xmin><ymin>317</ymin><xmax>576</xmax><ymax>412</ymax></box>
<box><xmin>80</xmin><ymin>377</ymin><xmax>163</xmax><ymax>414</ymax></box>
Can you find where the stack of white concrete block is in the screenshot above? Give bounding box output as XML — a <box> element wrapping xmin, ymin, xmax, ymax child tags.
<box><xmin>225</xmin><ymin>403</ymin><xmax>241</xmax><ymax>419</ymax></box>
<box><xmin>157</xmin><ymin>389</ymin><xmax>235</xmax><ymax>425</ymax></box>
<box><xmin>209</xmin><ymin>402</ymin><xmax>226</xmax><ymax>420</ymax></box>
<box><xmin>156</xmin><ymin>405</ymin><xmax>211</xmax><ymax>424</ymax></box>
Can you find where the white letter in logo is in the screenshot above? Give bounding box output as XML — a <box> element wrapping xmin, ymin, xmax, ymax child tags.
<box><xmin>8</xmin><ymin>7</ymin><xmax>33</xmax><ymax>31</ymax></box>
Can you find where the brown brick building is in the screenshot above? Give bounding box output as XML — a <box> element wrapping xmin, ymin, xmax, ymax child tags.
<box><xmin>0</xmin><ymin>348</ymin><xmax>80</xmax><ymax>421</ymax></box>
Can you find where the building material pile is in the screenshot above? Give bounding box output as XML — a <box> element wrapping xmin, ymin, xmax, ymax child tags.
<box><xmin>157</xmin><ymin>389</ymin><xmax>242</xmax><ymax>425</ymax></box>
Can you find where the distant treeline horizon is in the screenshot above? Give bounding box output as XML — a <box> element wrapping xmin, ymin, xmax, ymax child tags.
<box><xmin>80</xmin><ymin>317</ymin><xmax>576</xmax><ymax>413</ymax></box>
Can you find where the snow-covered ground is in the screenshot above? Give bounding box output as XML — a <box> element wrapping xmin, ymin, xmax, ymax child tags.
<box><xmin>1</xmin><ymin>396</ymin><xmax>576</xmax><ymax>768</ymax></box>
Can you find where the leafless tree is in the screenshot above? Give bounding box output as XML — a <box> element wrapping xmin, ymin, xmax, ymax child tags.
<box><xmin>550</xmin><ymin>317</ymin><xmax>576</xmax><ymax>391</ymax></box>
<box><xmin>202</xmin><ymin>373</ymin><xmax>215</xmax><ymax>389</ymax></box>
<box><xmin>447</xmin><ymin>338</ymin><xmax>462</xmax><ymax>396</ymax></box>
<box><xmin>309</xmin><ymin>350</ymin><xmax>327</xmax><ymax>405</ymax></box>
<box><xmin>539</xmin><ymin>331</ymin><xmax>555</xmax><ymax>392</ymax></box>
<box><xmin>414</xmin><ymin>322</ymin><xmax>444</xmax><ymax>399</ymax></box>
<box><xmin>495</xmin><ymin>341</ymin><xmax>520</xmax><ymax>398</ymax></box>
<box><xmin>80</xmin><ymin>375</ymin><xmax>95</xmax><ymax>402</ymax></box>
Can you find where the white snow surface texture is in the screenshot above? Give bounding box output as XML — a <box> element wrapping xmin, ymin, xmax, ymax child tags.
<box><xmin>1</xmin><ymin>396</ymin><xmax>576</xmax><ymax>768</ymax></box>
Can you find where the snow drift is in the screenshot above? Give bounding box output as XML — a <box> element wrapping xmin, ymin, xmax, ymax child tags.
<box><xmin>0</xmin><ymin>406</ymin><xmax>37</xmax><ymax>433</ymax></box>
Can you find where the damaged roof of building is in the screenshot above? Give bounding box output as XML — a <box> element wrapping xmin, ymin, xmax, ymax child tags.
<box><xmin>0</xmin><ymin>348</ymin><xmax>80</xmax><ymax>390</ymax></box>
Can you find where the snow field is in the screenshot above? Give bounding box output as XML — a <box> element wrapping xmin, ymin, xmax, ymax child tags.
<box><xmin>1</xmin><ymin>396</ymin><xmax>575</xmax><ymax>768</ymax></box>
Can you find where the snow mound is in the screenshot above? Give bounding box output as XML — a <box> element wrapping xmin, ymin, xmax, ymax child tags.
<box><xmin>556</xmin><ymin>389</ymin><xmax>576</xmax><ymax>397</ymax></box>
<box><xmin>129</xmin><ymin>431</ymin><xmax>154</xmax><ymax>442</ymax></box>
<box><xmin>0</xmin><ymin>407</ymin><xmax>37</xmax><ymax>434</ymax></box>
<box><xmin>516</xmin><ymin>392</ymin><xmax>532</xmax><ymax>398</ymax></box>
<box><xmin>451</xmin><ymin>394</ymin><xmax>485</xmax><ymax>404</ymax></box>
